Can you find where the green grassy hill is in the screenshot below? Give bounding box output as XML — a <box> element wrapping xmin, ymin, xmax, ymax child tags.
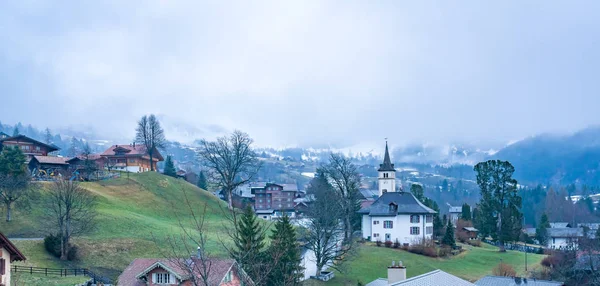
<box><xmin>1</xmin><ymin>172</ymin><xmax>233</xmax><ymax>282</ymax></box>
<box><xmin>305</xmin><ymin>243</ymin><xmax>545</xmax><ymax>286</ymax></box>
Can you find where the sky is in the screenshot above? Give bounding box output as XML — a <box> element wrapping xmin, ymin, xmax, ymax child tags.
<box><xmin>1</xmin><ymin>1</ymin><xmax>599</xmax><ymax>148</ymax></box>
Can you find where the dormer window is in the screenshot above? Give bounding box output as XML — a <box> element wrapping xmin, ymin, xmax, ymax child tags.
<box><xmin>389</xmin><ymin>203</ymin><xmax>398</xmax><ymax>213</ymax></box>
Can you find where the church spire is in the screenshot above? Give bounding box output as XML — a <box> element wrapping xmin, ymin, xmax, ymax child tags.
<box><xmin>378</xmin><ymin>140</ymin><xmax>395</xmax><ymax>172</ymax></box>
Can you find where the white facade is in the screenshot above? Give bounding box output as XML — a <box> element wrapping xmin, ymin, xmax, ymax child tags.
<box><xmin>1</xmin><ymin>247</ymin><xmax>13</xmax><ymax>286</ymax></box>
<box><xmin>362</xmin><ymin>214</ymin><xmax>434</xmax><ymax>244</ymax></box>
<box><xmin>547</xmin><ymin>236</ymin><xmax>579</xmax><ymax>249</ymax></box>
<box><xmin>378</xmin><ymin>170</ymin><xmax>396</xmax><ymax>196</ymax></box>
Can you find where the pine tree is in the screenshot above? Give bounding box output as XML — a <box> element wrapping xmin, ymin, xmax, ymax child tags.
<box><xmin>163</xmin><ymin>156</ymin><xmax>177</xmax><ymax>177</ymax></box>
<box><xmin>410</xmin><ymin>184</ymin><xmax>425</xmax><ymax>201</ymax></box>
<box><xmin>232</xmin><ymin>206</ymin><xmax>266</xmax><ymax>283</ymax></box>
<box><xmin>44</xmin><ymin>128</ymin><xmax>53</xmax><ymax>144</ymax></box>
<box><xmin>266</xmin><ymin>214</ymin><xmax>303</xmax><ymax>286</ymax></box>
<box><xmin>197</xmin><ymin>170</ymin><xmax>208</xmax><ymax>190</ymax></box>
<box><xmin>12</xmin><ymin>127</ymin><xmax>19</xmax><ymax>136</ymax></box>
<box><xmin>442</xmin><ymin>219</ymin><xmax>456</xmax><ymax>248</ymax></box>
<box><xmin>461</xmin><ymin>203</ymin><xmax>472</xmax><ymax>221</ymax></box>
<box><xmin>535</xmin><ymin>213</ymin><xmax>550</xmax><ymax>245</ymax></box>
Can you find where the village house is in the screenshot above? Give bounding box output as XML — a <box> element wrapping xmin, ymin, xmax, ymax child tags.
<box><xmin>475</xmin><ymin>276</ymin><xmax>564</xmax><ymax>286</ymax></box>
<box><xmin>0</xmin><ymin>232</ymin><xmax>27</xmax><ymax>286</ymax></box>
<box><xmin>118</xmin><ymin>253</ymin><xmax>253</xmax><ymax>286</ymax></box>
<box><xmin>0</xmin><ymin>132</ymin><xmax>9</xmax><ymax>140</ymax></box>
<box><xmin>546</xmin><ymin>222</ymin><xmax>584</xmax><ymax>249</ymax></box>
<box><xmin>0</xmin><ymin>134</ymin><xmax>60</xmax><ymax>159</ymax></box>
<box><xmin>359</xmin><ymin>142</ymin><xmax>436</xmax><ymax>245</ymax></box>
<box><xmin>100</xmin><ymin>143</ymin><xmax>163</xmax><ymax>172</ymax></box>
<box><xmin>448</xmin><ymin>205</ymin><xmax>462</xmax><ymax>226</ymax></box>
<box><xmin>366</xmin><ymin>261</ymin><xmax>474</xmax><ymax>286</ymax></box>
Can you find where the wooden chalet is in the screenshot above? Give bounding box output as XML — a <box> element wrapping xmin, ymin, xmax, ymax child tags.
<box><xmin>100</xmin><ymin>143</ymin><xmax>163</xmax><ymax>172</ymax></box>
<box><xmin>0</xmin><ymin>135</ymin><xmax>59</xmax><ymax>158</ymax></box>
<box><xmin>0</xmin><ymin>132</ymin><xmax>9</xmax><ymax>140</ymax></box>
<box><xmin>28</xmin><ymin>156</ymin><xmax>70</xmax><ymax>177</ymax></box>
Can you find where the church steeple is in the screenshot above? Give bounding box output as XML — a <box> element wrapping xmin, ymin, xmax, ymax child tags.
<box><xmin>378</xmin><ymin>141</ymin><xmax>395</xmax><ymax>172</ymax></box>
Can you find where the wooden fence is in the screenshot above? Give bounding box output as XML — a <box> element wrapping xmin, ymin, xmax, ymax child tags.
<box><xmin>11</xmin><ymin>265</ymin><xmax>112</xmax><ymax>283</ymax></box>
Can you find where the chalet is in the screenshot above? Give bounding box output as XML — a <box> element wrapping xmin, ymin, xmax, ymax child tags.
<box><xmin>100</xmin><ymin>144</ymin><xmax>163</xmax><ymax>172</ymax></box>
<box><xmin>359</xmin><ymin>142</ymin><xmax>436</xmax><ymax>245</ymax></box>
<box><xmin>0</xmin><ymin>135</ymin><xmax>59</xmax><ymax>158</ymax></box>
<box><xmin>366</xmin><ymin>261</ymin><xmax>474</xmax><ymax>286</ymax></box>
<box><xmin>118</xmin><ymin>255</ymin><xmax>253</xmax><ymax>286</ymax></box>
<box><xmin>254</xmin><ymin>183</ymin><xmax>299</xmax><ymax>218</ymax></box>
<box><xmin>0</xmin><ymin>132</ymin><xmax>9</xmax><ymax>140</ymax></box>
<box><xmin>463</xmin><ymin>227</ymin><xmax>479</xmax><ymax>240</ymax></box>
<box><xmin>28</xmin><ymin>155</ymin><xmax>70</xmax><ymax>177</ymax></box>
<box><xmin>547</xmin><ymin>228</ymin><xmax>584</xmax><ymax>249</ymax></box>
<box><xmin>0</xmin><ymin>232</ymin><xmax>27</xmax><ymax>286</ymax></box>
<box><xmin>65</xmin><ymin>154</ymin><xmax>105</xmax><ymax>172</ymax></box>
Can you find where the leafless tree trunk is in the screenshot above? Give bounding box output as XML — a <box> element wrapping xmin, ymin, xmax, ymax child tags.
<box><xmin>320</xmin><ymin>153</ymin><xmax>361</xmax><ymax>244</ymax></box>
<box><xmin>43</xmin><ymin>180</ymin><xmax>96</xmax><ymax>260</ymax></box>
<box><xmin>135</xmin><ymin>114</ymin><xmax>166</xmax><ymax>172</ymax></box>
<box><xmin>0</xmin><ymin>173</ymin><xmax>31</xmax><ymax>222</ymax></box>
<box><xmin>197</xmin><ymin>130</ymin><xmax>261</xmax><ymax>210</ymax></box>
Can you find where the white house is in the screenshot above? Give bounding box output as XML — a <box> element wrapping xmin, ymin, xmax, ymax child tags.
<box><xmin>366</xmin><ymin>261</ymin><xmax>474</xmax><ymax>286</ymax></box>
<box><xmin>0</xmin><ymin>232</ymin><xmax>27</xmax><ymax>286</ymax></box>
<box><xmin>448</xmin><ymin>205</ymin><xmax>462</xmax><ymax>225</ymax></box>
<box><xmin>547</xmin><ymin>227</ymin><xmax>584</xmax><ymax>249</ymax></box>
<box><xmin>359</xmin><ymin>142</ymin><xmax>436</xmax><ymax>245</ymax></box>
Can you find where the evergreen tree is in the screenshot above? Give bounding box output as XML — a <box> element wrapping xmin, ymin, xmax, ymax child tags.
<box><xmin>474</xmin><ymin>160</ymin><xmax>523</xmax><ymax>252</ymax></box>
<box><xmin>535</xmin><ymin>213</ymin><xmax>550</xmax><ymax>246</ymax></box>
<box><xmin>44</xmin><ymin>128</ymin><xmax>53</xmax><ymax>144</ymax></box>
<box><xmin>231</xmin><ymin>205</ymin><xmax>267</xmax><ymax>283</ymax></box>
<box><xmin>12</xmin><ymin>127</ymin><xmax>19</xmax><ymax>136</ymax></box>
<box><xmin>442</xmin><ymin>219</ymin><xmax>456</xmax><ymax>248</ymax></box>
<box><xmin>197</xmin><ymin>170</ymin><xmax>208</xmax><ymax>190</ymax></box>
<box><xmin>410</xmin><ymin>184</ymin><xmax>424</xmax><ymax>201</ymax></box>
<box><xmin>163</xmin><ymin>156</ymin><xmax>177</xmax><ymax>177</ymax></box>
<box><xmin>0</xmin><ymin>146</ymin><xmax>30</xmax><ymax>222</ymax></box>
<box><xmin>266</xmin><ymin>214</ymin><xmax>303</xmax><ymax>286</ymax></box>
<box><xmin>461</xmin><ymin>203</ymin><xmax>472</xmax><ymax>221</ymax></box>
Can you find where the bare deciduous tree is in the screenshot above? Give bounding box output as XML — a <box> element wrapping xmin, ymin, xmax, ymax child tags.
<box><xmin>44</xmin><ymin>180</ymin><xmax>96</xmax><ymax>260</ymax></box>
<box><xmin>135</xmin><ymin>114</ymin><xmax>166</xmax><ymax>171</ymax></box>
<box><xmin>0</xmin><ymin>173</ymin><xmax>31</xmax><ymax>222</ymax></box>
<box><xmin>320</xmin><ymin>153</ymin><xmax>362</xmax><ymax>244</ymax></box>
<box><xmin>198</xmin><ymin>130</ymin><xmax>261</xmax><ymax>210</ymax></box>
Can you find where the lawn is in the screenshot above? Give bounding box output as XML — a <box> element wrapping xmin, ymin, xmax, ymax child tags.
<box><xmin>304</xmin><ymin>242</ymin><xmax>546</xmax><ymax>286</ymax></box>
<box><xmin>1</xmin><ymin>172</ymin><xmax>237</xmax><ymax>281</ymax></box>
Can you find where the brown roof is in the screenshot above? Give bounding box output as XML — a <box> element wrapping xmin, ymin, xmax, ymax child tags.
<box><xmin>0</xmin><ymin>135</ymin><xmax>60</xmax><ymax>152</ymax></box>
<box><xmin>66</xmin><ymin>154</ymin><xmax>103</xmax><ymax>163</ymax></box>
<box><xmin>100</xmin><ymin>145</ymin><xmax>164</xmax><ymax>161</ymax></box>
<box><xmin>0</xmin><ymin>232</ymin><xmax>26</xmax><ymax>262</ymax></box>
<box><xmin>32</xmin><ymin>156</ymin><xmax>69</xmax><ymax>165</ymax></box>
<box><xmin>118</xmin><ymin>257</ymin><xmax>246</xmax><ymax>286</ymax></box>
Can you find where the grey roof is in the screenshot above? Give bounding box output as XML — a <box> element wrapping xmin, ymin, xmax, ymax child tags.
<box><xmin>358</xmin><ymin>192</ymin><xmax>436</xmax><ymax>216</ymax></box>
<box><xmin>367</xmin><ymin>270</ymin><xmax>474</xmax><ymax>286</ymax></box>
<box><xmin>378</xmin><ymin>141</ymin><xmax>396</xmax><ymax>172</ymax></box>
<box><xmin>523</xmin><ymin>228</ymin><xmax>537</xmax><ymax>236</ymax></box>
<box><xmin>449</xmin><ymin>206</ymin><xmax>462</xmax><ymax>213</ymax></box>
<box><xmin>464</xmin><ymin>227</ymin><xmax>478</xmax><ymax>232</ymax></box>
<box><xmin>548</xmin><ymin>227</ymin><xmax>584</xmax><ymax>238</ymax></box>
<box><xmin>280</xmin><ymin>183</ymin><xmax>298</xmax><ymax>192</ymax></box>
<box><xmin>578</xmin><ymin>222</ymin><xmax>600</xmax><ymax>230</ymax></box>
<box><xmin>475</xmin><ymin>276</ymin><xmax>563</xmax><ymax>286</ymax></box>
<box><xmin>360</xmin><ymin>189</ymin><xmax>379</xmax><ymax>200</ymax></box>
<box><xmin>549</xmin><ymin>222</ymin><xmax>571</xmax><ymax>228</ymax></box>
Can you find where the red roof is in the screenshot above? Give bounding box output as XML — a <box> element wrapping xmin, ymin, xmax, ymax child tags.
<box><xmin>100</xmin><ymin>145</ymin><xmax>164</xmax><ymax>161</ymax></box>
<box><xmin>0</xmin><ymin>232</ymin><xmax>26</xmax><ymax>262</ymax></box>
<box><xmin>118</xmin><ymin>257</ymin><xmax>246</xmax><ymax>286</ymax></box>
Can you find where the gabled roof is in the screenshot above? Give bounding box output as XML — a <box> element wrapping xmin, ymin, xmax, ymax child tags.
<box><xmin>378</xmin><ymin>141</ymin><xmax>396</xmax><ymax>172</ymax></box>
<box><xmin>449</xmin><ymin>206</ymin><xmax>462</xmax><ymax>213</ymax></box>
<box><xmin>358</xmin><ymin>192</ymin><xmax>436</xmax><ymax>216</ymax></box>
<box><xmin>550</xmin><ymin>222</ymin><xmax>571</xmax><ymax>228</ymax></box>
<box><xmin>475</xmin><ymin>276</ymin><xmax>564</xmax><ymax>286</ymax></box>
<box><xmin>0</xmin><ymin>232</ymin><xmax>26</xmax><ymax>262</ymax></box>
<box><xmin>100</xmin><ymin>144</ymin><xmax>164</xmax><ymax>161</ymax></box>
<box><xmin>0</xmin><ymin>132</ymin><xmax>10</xmax><ymax>138</ymax></box>
<box><xmin>548</xmin><ymin>227</ymin><xmax>584</xmax><ymax>238</ymax></box>
<box><xmin>65</xmin><ymin>154</ymin><xmax>103</xmax><ymax>163</ymax></box>
<box><xmin>367</xmin><ymin>269</ymin><xmax>474</xmax><ymax>286</ymax></box>
<box><xmin>0</xmin><ymin>135</ymin><xmax>60</xmax><ymax>152</ymax></box>
<box><xmin>31</xmin><ymin>155</ymin><xmax>69</xmax><ymax>165</ymax></box>
<box><xmin>118</xmin><ymin>257</ymin><xmax>245</xmax><ymax>286</ymax></box>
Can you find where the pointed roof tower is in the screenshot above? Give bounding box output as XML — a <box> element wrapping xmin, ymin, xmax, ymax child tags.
<box><xmin>378</xmin><ymin>141</ymin><xmax>396</xmax><ymax>172</ymax></box>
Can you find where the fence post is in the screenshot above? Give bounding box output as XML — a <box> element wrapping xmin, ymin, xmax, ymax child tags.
<box><xmin>45</xmin><ymin>268</ymin><xmax>48</xmax><ymax>276</ymax></box>
<box><xmin>30</xmin><ymin>266</ymin><xmax>32</xmax><ymax>274</ymax></box>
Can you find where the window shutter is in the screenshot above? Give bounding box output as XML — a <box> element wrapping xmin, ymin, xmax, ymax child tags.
<box><xmin>170</xmin><ymin>273</ymin><xmax>176</xmax><ymax>284</ymax></box>
<box><xmin>0</xmin><ymin>258</ymin><xmax>5</xmax><ymax>275</ymax></box>
<box><xmin>152</xmin><ymin>273</ymin><xmax>156</xmax><ymax>283</ymax></box>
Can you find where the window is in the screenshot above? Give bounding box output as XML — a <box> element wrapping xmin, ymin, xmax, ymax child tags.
<box><xmin>373</xmin><ymin>220</ymin><xmax>380</xmax><ymax>225</ymax></box>
<box><xmin>410</xmin><ymin>227</ymin><xmax>420</xmax><ymax>235</ymax></box>
<box><xmin>223</xmin><ymin>270</ymin><xmax>232</xmax><ymax>282</ymax></box>
<box><xmin>426</xmin><ymin>215</ymin><xmax>433</xmax><ymax>223</ymax></box>
<box><xmin>383</xmin><ymin>220</ymin><xmax>393</xmax><ymax>229</ymax></box>
<box><xmin>373</xmin><ymin>233</ymin><xmax>380</xmax><ymax>238</ymax></box>
<box><xmin>36</xmin><ymin>146</ymin><xmax>41</xmax><ymax>151</ymax></box>
<box><xmin>287</xmin><ymin>204</ymin><xmax>291</xmax><ymax>207</ymax></box>
<box><xmin>21</xmin><ymin>145</ymin><xmax>30</xmax><ymax>150</ymax></box>
<box><xmin>0</xmin><ymin>258</ymin><xmax>5</xmax><ymax>275</ymax></box>
<box><xmin>259</xmin><ymin>199</ymin><xmax>263</xmax><ymax>203</ymax></box>
<box><xmin>155</xmin><ymin>272</ymin><xmax>171</xmax><ymax>284</ymax></box>
<box><xmin>410</xmin><ymin>215</ymin><xmax>420</xmax><ymax>223</ymax></box>
<box><xmin>426</xmin><ymin>226</ymin><xmax>433</xmax><ymax>235</ymax></box>
<box><xmin>128</xmin><ymin>159</ymin><xmax>135</xmax><ymax>163</ymax></box>
<box><xmin>389</xmin><ymin>203</ymin><xmax>397</xmax><ymax>212</ymax></box>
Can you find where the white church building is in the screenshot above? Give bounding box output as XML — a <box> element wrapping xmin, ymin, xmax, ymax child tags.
<box><xmin>359</xmin><ymin>142</ymin><xmax>436</xmax><ymax>245</ymax></box>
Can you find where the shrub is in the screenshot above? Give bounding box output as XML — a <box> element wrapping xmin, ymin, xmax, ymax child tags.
<box><xmin>44</xmin><ymin>235</ymin><xmax>61</xmax><ymax>257</ymax></box>
<box><xmin>401</xmin><ymin>243</ymin><xmax>409</xmax><ymax>251</ymax></box>
<box><xmin>384</xmin><ymin>240</ymin><xmax>393</xmax><ymax>248</ymax></box>
<box><xmin>376</xmin><ymin>239</ymin><xmax>382</xmax><ymax>247</ymax></box>
<box><xmin>407</xmin><ymin>239</ymin><xmax>439</xmax><ymax>257</ymax></box>
<box><xmin>492</xmin><ymin>262</ymin><xmax>517</xmax><ymax>277</ymax></box>
<box><xmin>438</xmin><ymin>246</ymin><xmax>452</xmax><ymax>257</ymax></box>
<box><xmin>466</xmin><ymin>240</ymin><xmax>481</xmax><ymax>247</ymax></box>
<box><xmin>393</xmin><ymin>239</ymin><xmax>401</xmax><ymax>249</ymax></box>
<box><xmin>67</xmin><ymin>245</ymin><xmax>79</xmax><ymax>261</ymax></box>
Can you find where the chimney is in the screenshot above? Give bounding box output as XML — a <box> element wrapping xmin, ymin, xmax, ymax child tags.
<box><xmin>196</xmin><ymin>246</ymin><xmax>202</xmax><ymax>259</ymax></box>
<box><xmin>388</xmin><ymin>261</ymin><xmax>406</xmax><ymax>285</ymax></box>
<box><xmin>133</xmin><ymin>142</ymin><xmax>136</xmax><ymax>148</ymax></box>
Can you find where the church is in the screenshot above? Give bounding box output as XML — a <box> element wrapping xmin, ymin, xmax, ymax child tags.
<box><xmin>358</xmin><ymin>142</ymin><xmax>436</xmax><ymax>245</ymax></box>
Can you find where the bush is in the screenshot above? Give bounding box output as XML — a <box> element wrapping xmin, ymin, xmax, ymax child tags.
<box><xmin>492</xmin><ymin>262</ymin><xmax>517</xmax><ymax>277</ymax></box>
<box><xmin>393</xmin><ymin>239</ymin><xmax>401</xmax><ymax>249</ymax></box>
<box><xmin>407</xmin><ymin>239</ymin><xmax>439</xmax><ymax>258</ymax></box>
<box><xmin>384</xmin><ymin>240</ymin><xmax>393</xmax><ymax>248</ymax></box>
<box><xmin>376</xmin><ymin>239</ymin><xmax>382</xmax><ymax>247</ymax></box>
<box><xmin>67</xmin><ymin>245</ymin><xmax>79</xmax><ymax>261</ymax></box>
<box><xmin>44</xmin><ymin>235</ymin><xmax>61</xmax><ymax>257</ymax></box>
<box><xmin>466</xmin><ymin>240</ymin><xmax>481</xmax><ymax>247</ymax></box>
<box><xmin>401</xmin><ymin>243</ymin><xmax>409</xmax><ymax>251</ymax></box>
<box><xmin>438</xmin><ymin>246</ymin><xmax>452</xmax><ymax>257</ymax></box>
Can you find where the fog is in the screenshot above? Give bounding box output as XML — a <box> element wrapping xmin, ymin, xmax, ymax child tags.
<box><xmin>1</xmin><ymin>1</ymin><xmax>599</xmax><ymax>148</ymax></box>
